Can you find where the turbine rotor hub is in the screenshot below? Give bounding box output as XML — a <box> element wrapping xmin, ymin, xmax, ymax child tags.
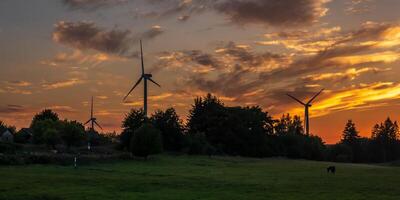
<box><xmin>143</xmin><ymin>74</ymin><xmax>152</xmax><ymax>78</ymax></box>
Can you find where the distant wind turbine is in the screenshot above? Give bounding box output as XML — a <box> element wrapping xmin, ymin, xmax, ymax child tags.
<box><xmin>287</xmin><ymin>89</ymin><xmax>324</xmax><ymax>135</ymax></box>
<box><xmin>123</xmin><ymin>40</ymin><xmax>161</xmax><ymax>117</ymax></box>
<box><xmin>84</xmin><ymin>96</ymin><xmax>102</xmax><ymax>150</ymax></box>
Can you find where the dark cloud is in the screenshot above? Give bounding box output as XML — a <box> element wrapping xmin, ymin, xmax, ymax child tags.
<box><xmin>178</xmin><ymin>15</ymin><xmax>190</xmax><ymax>22</ymax></box>
<box><xmin>53</xmin><ymin>21</ymin><xmax>132</xmax><ymax>56</ymax></box>
<box><xmin>0</xmin><ymin>105</ymin><xmax>26</xmax><ymax>114</ymax></box>
<box><xmin>214</xmin><ymin>0</ymin><xmax>330</xmax><ymax>27</ymax></box>
<box><xmin>62</xmin><ymin>0</ymin><xmax>126</xmax><ymax>10</ymax></box>
<box><xmin>219</xmin><ymin>42</ymin><xmax>287</xmax><ymax>66</ymax></box>
<box><xmin>138</xmin><ymin>26</ymin><xmax>164</xmax><ymax>41</ymax></box>
<box><xmin>53</xmin><ymin>21</ymin><xmax>164</xmax><ymax>57</ymax></box>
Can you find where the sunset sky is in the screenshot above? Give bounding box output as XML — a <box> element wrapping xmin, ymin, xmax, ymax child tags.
<box><xmin>1</xmin><ymin>0</ymin><xmax>400</xmax><ymax>143</ymax></box>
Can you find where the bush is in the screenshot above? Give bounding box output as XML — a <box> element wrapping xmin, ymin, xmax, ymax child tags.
<box><xmin>327</xmin><ymin>143</ymin><xmax>353</xmax><ymax>162</ymax></box>
<box><xmin>130</xmin><ymin>123</ymin><xmax>163</xmax><ymax>158</ymax></box>
<box><xmin>150</xmin><ymin>108</ymin><xmax>185</xmax><ymax>152</ymax></box>
<box><xmin>0</xmin><ymin>142</ymin><xmax>21</xmax><ymax>154</ymax></box>
<box><xmin>184</xmin><ymin>133</ymin><xmax>216</xmax><ymax>155</ymax></box>
<box><xmin>60</xmin><ymin>120</ymin><xmax>85</xmax><ymax>148</ymax></box>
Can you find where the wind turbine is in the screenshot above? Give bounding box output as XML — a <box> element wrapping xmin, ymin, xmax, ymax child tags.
<box><xmin>287</xmin><ymin>89</ymin><xmax>324</xmax><ymax>135</ymax></box>
<box><xmin>84</xmin><ymin>96</ymin><xmax>102</xmax><ymax>150</ymax></box>
<box><xmin>123</xmin><ymin>40</ymin><xmax>161</xmax><ymax>117</ymax></box>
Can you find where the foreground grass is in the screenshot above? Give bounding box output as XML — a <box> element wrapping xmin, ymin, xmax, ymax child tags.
<box><xmin>0</xmin><ymin>155</ymin><xmax>399</xmax><ymax>200</ymax></box>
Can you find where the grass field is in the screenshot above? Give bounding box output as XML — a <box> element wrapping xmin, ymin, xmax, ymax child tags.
<box><xmin>0</xmin><ymin>155</ymin><xmax>399</xmax><ymax>200</ymax></box>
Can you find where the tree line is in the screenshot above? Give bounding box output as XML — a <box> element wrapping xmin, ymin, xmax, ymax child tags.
<box><xmin>1</xmin><ymin>93</ymin><xmax>399</xmax><ymax>163</ymax></box>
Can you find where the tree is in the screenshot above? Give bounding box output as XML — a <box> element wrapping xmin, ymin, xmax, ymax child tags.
<box><xmin>120</xmin><ymin>109</ymin><xmax>146</xmax><ymax>149</ymax></box>
<box><xmin>31</xmin><ymin>119</ymin><xmax>61</xmax><ymax>145</ymax></box>
<box><xmin>223</xmin><ymin>106</ymin><xmax>275</xmax><ymax>157</ymax></box>
<box><xmin>275</xmin><ymin>114</ymin><xmax>303</xmax><ymax>136</ymax></box>
<box><xmin>370</xmin><ymin>118</ymin><xmax>399</xmax><ymax>162</ymax></box>
<box><xmin>340</xmin><ymin>120</ymin><xmax>362</xmax><ymax>162</ymax></box>
<box><xmin>186</xmin><ymin>94</ymin><xmax>227</xmax><ymax>149</ymax></box>
<box><xmin>43</xmin><ymin>128</ymin><xmax>60</xmax><ymax>149</ymax></box>
<box><xmin>150</xmin><ymin>108</ymin><xmax>184</xmax><ymax>151</ymax></box>
<box><xmin>60</xmin><ymin>120</ymin><xmax>85</xmax><ymax>148</ymax></box>
<box><xmin>30</xmin><ymin>109</ymin><xmax>59</xmax><ymax>128</ymax></box>
<box><xmin>30</xmin><ymin>109</ymin><xmax>60</xmax><ymax>144</ymax></box>
<box><xmin>0</xmin><ymin>121</ymin><xmax>16</xmax><ymax>134</ymax></box>
<box><xmin>130</xmin><ymin>123</ymin><xmax>163</xmax><ymax>158</ymax></box>
<box><xmin>341</xmin><ymin>120</ymin><xmax>360</xmax><ymax>145</ymax></box>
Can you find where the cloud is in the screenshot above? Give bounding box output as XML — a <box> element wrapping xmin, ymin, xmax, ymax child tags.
<box><xmin>42</xmin><ymin>79</ymin><xmax>85</xmax><ymax>90</ymax></box>
<box><xmin>134</xmin><ymin>25</ymin><xmax>164</xmax><ymax>41</ymax></box>
<box><xmin>0</xmin><ymin>81</ymin><xmax>34</xmax><ymax>95</ymax></box>
<box><xmin>53</xmin><ymin>21</ymin><xmax>165</xmax><ymax>57</ymax></box>
<box><xmin>0</xmin><ymin>105</ymin><xmax>27</xmax><ymax>114</ymax></box>
<box><xmin>302</xmin><ymin>67</ymin><xmax>391</xmax><ymax>82</ymax></box>
<box><xmin>41</xmin><ymin>50</ymin><xmax>127</xmax><ymax>67</ymax></box>
<box><xmin>345</xmin><ymin>0</ymin><xmax>375</xmax><ymax>15</ymax></box>
<box><xmin>47</xmin><ymin>105</ymin><xmax>77</xmax><ymax>113</ymax></box>
<box><xmin>53</xmin><ymin>21</ymin><xmax>132</xmax><ymax>56</ymax></box>
<box><xmin>290</xmin><ymin>82</ymin><xmax>400</xmax><ymax>117</ymax></box>
<box><xmin>62</xmin><ymin>0</ymin><xmax>126</xmax><ymax>10</ymax></box>
<box><xmin>151</xmin><ymin>20</ymin><xmax>400</xmax><ymax>119</ymax></box>
<box><xmin>129</xmin><ymin>0</ymin><xmax>329</xmax><ymax>27</ymax></box>
<box><xmin>214</xmin><ymin>0</ymin><xmax>330</xmax><ymax>27</ymax></box>
<box><xmin>156</xmin><ymin>41</ymin><xmax>289</xmax><ymax>73</ymax></box>
<box><xmin>4</xmin><ymin>81</ymin><xmax>32</xmax><ymax>87</ymax></box>
<box><xmin>258</xmin><ymin>22</ymin><xmax>400</xmax><ymax>83</ymax></box>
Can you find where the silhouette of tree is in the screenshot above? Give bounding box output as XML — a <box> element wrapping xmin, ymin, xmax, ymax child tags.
<box><xmin>120</xmin><ymin>109</ymin><xmax>146</xmax><ymax>150</ymax></box>
<box><xmin>30</xmin><ymin>109</ymin><xmax>59</xmax><ymax>128</ymax></box>
<box><xmin>370</xmin><ymin>118</ymin><xmax>399</xmax><ymax>162</ymax></box>
<box><xmin>341</xmin><ymin>120</ymin><xmax>360</xmax><ymax>145</ymax></box>
<box><xmin>150</xmin><ymin>108</ymin><xmax>185</xmax><ymax>151</ymax></box>
<box><xmin>275</xmin><ymin>114</ymin><xmax>304</xmax><ymax>136</ymax></box>
<box><xmin>60</xmin><ymin>120</ymin><xmax>85</xmax><ymax>148</ymax></box>
<box><xmin>340</xmin><ymin>120</ymin><xmax>362</xmax><ymax>162</ymax></box>
<box><xmin>130</xmin><ymin>123</ymin><xmax>163</xmax><ymax>159</ymax></box>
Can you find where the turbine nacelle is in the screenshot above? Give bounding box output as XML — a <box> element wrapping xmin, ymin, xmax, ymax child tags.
<box><xmin>143</xmin><ymin>74</ymin><xmax>153</xmax><ymax>79</ymax></box>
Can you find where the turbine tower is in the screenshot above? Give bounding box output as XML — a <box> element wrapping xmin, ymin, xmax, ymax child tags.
<box><xmin>287</xmin><ymin>89</ymin><xmax>324</xmax><ymax>135</ymax></box>
<box><xmin>84</xmin><ymin>96</ymin><xmax>102</xmax><ymax>150</ymax></box>
<box><xmin>123</xmin><ymin>40</ymin><xmax>161</xmax><ymax>117</ymax></box>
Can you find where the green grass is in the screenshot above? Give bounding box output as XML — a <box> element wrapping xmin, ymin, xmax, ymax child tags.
<box><xmin>1</xmin><ymin>155</ymin><xmax>399</xmax><ymax>200</ymax></box>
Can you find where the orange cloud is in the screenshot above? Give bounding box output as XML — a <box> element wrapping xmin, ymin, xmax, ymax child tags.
<box><xmin>42</xmin><ymin>79</ymin><xmax>85</xmax><ymax>90</ymax></box>
<box><xmin>289</xmin><ymin>82</ymin><xmax>400</xmax><ymax>118</ymax></box>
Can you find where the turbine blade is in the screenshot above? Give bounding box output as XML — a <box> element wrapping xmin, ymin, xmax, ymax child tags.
<box><xmin>307</xmin><ymin>89</ymin><xmax>324</xmax><ymax>104</ymax></box>
<box><xmin>140</xmin><ymin>40</ymin><xmax>144</xmax><ymax>75</ymax></box>
<box><xmin>123</xmin><ymin>77</ymin><xmax>143</xmax><ymax>101</ymax></box>
<box><xmin>287</xmin><ymin>94</ymin><xmax>306</xmax><ymax>106</ymax></box>
<box><xmin>91</xmin><ymin>96</ymin><xmax>94</xmax><ymax>118</ymax></box>
<box><xmin>84</xmin><ymin>119</ymin><xmax>91</xmax><ymax>125</ymax></box>
<box><xmin>94</xmin><ymin>121</ymin><xmax>103</xmax><ymax>130</ymax></box>
<box><xmin>149</xmin><ymin>78</ymin><xmax>161</xmax><ymax>87</ymax></box>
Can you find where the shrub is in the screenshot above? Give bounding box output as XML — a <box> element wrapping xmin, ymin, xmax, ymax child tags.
<box><xmin>150</xmin><ymin>108</ymin><xmax>185</xmax><ymax>152</ymax></box>
<box><xmin>185</xmin><ymin>133</ymin><xmax>215</xmax><ymax>155</ymax></box>
<box><xmin>0</xmin><ymin>142</ymin><xmax>21</xmax><ymax>154</ymax></box>
<box><xmin>130</xmin><ymin>123</ymin><xmax>163</xmax><ymax>158</ymax></box>
<box><xmin>60</xmin><ymin>120</ymin><xmax>85</xmax><ymax>148</ymax></box>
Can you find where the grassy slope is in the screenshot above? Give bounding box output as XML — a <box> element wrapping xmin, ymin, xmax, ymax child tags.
<box><xmin>0</xmin><ymin>155</ymin><xmax>399</xmax><ymax>200</ymax></box>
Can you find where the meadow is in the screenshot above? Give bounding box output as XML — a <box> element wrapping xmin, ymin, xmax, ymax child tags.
<box><xmin>0</xmin><ymin>155</ymin><xmax>399</xmax><ymax>200</ymax></box>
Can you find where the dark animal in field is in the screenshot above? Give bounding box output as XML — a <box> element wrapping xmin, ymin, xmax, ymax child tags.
<box><xmin>327</xmin><ymin>166</ymin><xmax>336</xmax><ymax>174</ymax></box>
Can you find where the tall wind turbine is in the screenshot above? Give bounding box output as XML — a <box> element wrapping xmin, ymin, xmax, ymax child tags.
<box><xmin>123</xmin><ymin>40</ymin><xmax>161</xmax><ymax>117</ymax></box>
<box><xmin>287</xmin><ymin>89</ymin><xmax>324</xmax><ymax>135</ymax></box>
<box><xmin>84</xmin><ymin>96</ymin><xmax>102</xmax><ymax>150</ymax></box>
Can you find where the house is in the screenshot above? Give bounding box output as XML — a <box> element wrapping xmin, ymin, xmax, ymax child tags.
<box><xmin>1</xmin><ymin>130</ymin><xmax>14</xmax><ymax>143</ymax></box>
